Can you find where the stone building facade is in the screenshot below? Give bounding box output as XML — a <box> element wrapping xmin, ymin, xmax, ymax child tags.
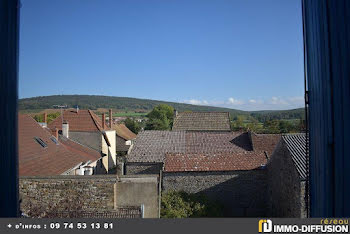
<box><xmin>162</xmin><ymin>169</ymin><xmax>268</xmax><ymax>217</ymax></box>
<box><xmin>266</xmin><ymin>134</ymin><xmax>307</xmax><ymax>218</ymax></box>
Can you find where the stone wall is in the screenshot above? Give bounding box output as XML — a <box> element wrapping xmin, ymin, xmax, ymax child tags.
<box><xmin>19</xmin><ymin>176</ymin><xmax>116</xmax><ymax>217</ymax></box>
<box><xmin>266</xmin><ymin>140</ymin><xmax>307</xmax><ymax>217</ymax></box>
<box><xmin>162</xmin><ymin>170</ymin><xmax>268</xmax><ymax>217</ymax></box>
<box><xmin>19</xmin><ymin>175</ymin><xmax>160</xmax><ymax>218</ymax></box>
<box><xmin>125</xmin><ymin>162</ymin><xmax>163</xmax><ymax>175</ymax></box>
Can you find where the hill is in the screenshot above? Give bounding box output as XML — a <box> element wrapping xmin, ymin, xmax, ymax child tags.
<box><xmin>18</xmin><ymin>95</ymin><xmax>304</xmax><ymax>120</ymax></box>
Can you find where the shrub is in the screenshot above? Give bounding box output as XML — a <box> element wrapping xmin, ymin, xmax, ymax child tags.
<box><xmin>161</xmin><ymin>191</ymin><xmax>224</xmax><ymax>218</ymax></box>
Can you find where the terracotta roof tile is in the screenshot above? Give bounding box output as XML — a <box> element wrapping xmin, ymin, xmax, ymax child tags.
<box><xmin>18</xmin><ymin>114</ymin><xmax>101</xmax><ymax>176</ymax></box>
<box><xmin>48</xmin><ymin>109</ymin><xmax>109</xmax><ymax>132</ymax></box>
<box><xmin>249</xmin><ymin>132</ymin><xmax>281</xmax><ymax>156</ymax></box>
<box><xmin>113</xmin><ymin>124</ymin><xmax>137</xmax><ymax>140</ymax></box>
<box><xmin>172</xmin><ymin>112</ymin><xmax>231</xmax><ymax>131</ymax></box>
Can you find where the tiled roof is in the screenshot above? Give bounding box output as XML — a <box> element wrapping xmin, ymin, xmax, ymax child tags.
<box><xmin>164</xmin><ymin>152</ymin><xmax>266</xmax><ymax>172</ymax></box>
<box><xmin>58</xmin><ymin>135</ymin><xmax>101</xmax><ymax>162</ymax></box>
<box><xmin>186</xmin><ymin>131</ymin><xmax>252</xmax><ymax>153</ymax></box>
<box><xmin>282</xmin><ymin>133</ymin><xmax>307</xmax><ymax>180</ymax></box>
<box><xmin>43</xmin><ymin>207</ymin><xmax>142</xmax><ymax>218</ymax></box>
<box><xmin>18</xmin><ymin>114</ymin><xmax>100</xmax><ymax>176</ymax></box>
<box><xmin>127</xmin><ymin>130</ymin><xmax>279</xmax><ymax>164</ymax></box>
<box><xmin>48</xmin><ymin>109</ymin><xmax>109</xmax><ymax>132</ymax></box>
<box><xmin>113</xmin><ymin>124</ymin><xmax>137</xmax><ymax>140</ymax></box>
<box><xmin>127</xmin><ymin>131</ymin><xmax>186</xmax><ymax>162</ymax></box>
<box><xmin>172</xmin><ymin>112</ymin><xmax>231</xmax><ymax>131</ymax></box>
<box><xmin>249</xmin><ymin>132</ymin><xmax>281</xmax><ymax>156</ymax></box>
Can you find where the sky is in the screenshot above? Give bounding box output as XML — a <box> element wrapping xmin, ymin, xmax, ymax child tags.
<box><xmin>19</xmin><ymin>0</ymin><xmax>305</xmax><ymax>111</ymax></box>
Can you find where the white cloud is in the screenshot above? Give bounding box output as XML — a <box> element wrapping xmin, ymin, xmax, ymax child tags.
<box><xmin>182</xmin><ymin>96</ymin><xmax>304</xmax><ymax>111</ymax></box>
<box><xmin>288</xmin><ymin>96</ymin><xmax>305</xmax><ymax>105</ymax></box>
<box><xmin>184</xmin><ymin>99</ymin><xmax>209</xmax><ymax>106</ymax></box>
<box><xmin>227</xmin><ymin>97</ymin><xmax>244</xmax><ymax>105</ymax></box>
<box><xmin>270</xmin><ymin>97</ymin><xmax>288</xmax><ymax>105</ymax></box>
<box><xmin>249</xmin><ymin>99</ymin><xmax>257</xmax><ymax>103</ymax></box>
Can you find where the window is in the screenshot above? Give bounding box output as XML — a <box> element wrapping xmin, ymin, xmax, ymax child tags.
<box><xmin>50</xmin><ymin>136</ymin><xmax>59</xmax><ymax>145</ymax></box>
<box><xmin>34</xmin><ymin>137</ymin><xmax>47</xmax><ymax>148</ymax></box>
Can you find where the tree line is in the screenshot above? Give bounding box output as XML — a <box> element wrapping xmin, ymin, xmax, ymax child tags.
<box><xmin>19</xmin><ymin>95</ymin><xmax>304</xmax><ymax>122</ymax></box>
<box><xmin>124</xmin><ymin>104</ymin><xmax>305</xmax><ymax>134</ymax></box>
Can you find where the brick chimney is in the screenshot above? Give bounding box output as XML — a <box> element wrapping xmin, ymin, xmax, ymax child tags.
<box><xmin>109</xmin><ymin>109</ymin><xmax>112</xmax><ymax>128</ymax></box>
<box><xmin>43</xmin><ymin>112</ymin><xmax>47</xmax><ymax>123</ymax></box>
<box><xmin>102</xmin><ymin>113</ymin><xmax>106</xmax><ymax>129</ymax></box>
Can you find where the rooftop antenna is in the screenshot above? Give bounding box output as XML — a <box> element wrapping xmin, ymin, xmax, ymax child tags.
<box><xmin>53</xmin><ymin>105</ymin><xmax>67</xmax><ymax>124</ymax></box>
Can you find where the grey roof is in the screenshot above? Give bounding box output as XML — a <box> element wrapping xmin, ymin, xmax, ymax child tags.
<box><xmin>172</xmin><ymin>112</ymin><xmax>231</xmax><ymax>131</ymax></box>
<box><xmin>282</xmin><ymin>133</ymin><xmax>307</xmax><ymax>180</ymax></box>
<box><xmin>127</xmin><ymin>131</ymin><xmax>186</xmax><ymax>163</ymax></box>
<box><xmin>127</xmin><ymin>131</ymin><xmax>277</xmax><ymax>163</ymax></box>
<box><xmin>185</xmin><ymin>131</ymin><xmax>251</xmax><ymax>153</ymax></box>
<box><xmin>116</xmin><ymin>135</ymin><xmax>131</xmax><ymax>152</ymax></box>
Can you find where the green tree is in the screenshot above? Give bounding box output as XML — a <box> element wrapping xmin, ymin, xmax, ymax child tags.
<box><xmin>33</xmin><ymin>112</ymin><xmax>60</xmax><ymax>124</ymax></box>
<box><xmin>298</xmin><ymin>117</ymin><xmax>306</xmax><ymax>132</ymax></box>
<box><xmin>145</xmin><ymin>104</ymin><xmax>174</xmax><ymax>130</ymax></box>
<box><xmin>231</xmin><ymin>115</ymin><xmax>246</xmax><ymax>131</ymax></box>
<box><xmin>161</xmin><ymin>191</ymin><xmax>223</xmax><ymax>218</ymax></box>
<box><xmin>263</xmin><ymin>119</ymin><xmax>280</xmax><ymax>133</ymax></box>
<box><xmin>246</xmin><ymin>117</ymin><xmax>262</xmax><ymax>132</ymax></box>
<box><xmin>124</xmin><ymin>118</ymin><xmax>141</xmax><ymax>134</ymax></box>
<box><xmin>278</xmin><ymin>120</ymin><xmax>294</xmax><ymax>133</ymax></box>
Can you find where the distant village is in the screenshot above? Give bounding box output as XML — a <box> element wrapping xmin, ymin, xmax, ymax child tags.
<box><xmin>18</xmin><ymin>105</ymin><xmax>307</xmax><ymax>218</ymax></box>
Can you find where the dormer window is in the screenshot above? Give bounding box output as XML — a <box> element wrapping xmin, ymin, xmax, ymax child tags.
<box><xmin>34</xmin><ymin>137</ymin><xmax>47</xmax><ymax>148</ymax></box>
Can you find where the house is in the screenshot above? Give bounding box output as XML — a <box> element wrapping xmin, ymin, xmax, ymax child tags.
<box><xmin>172</xmin><ymin>112</ymin><xmax>231</xmax><ymax>131</ymax></box>
<box><xmin>266</xmin><ymin>133</ymin><xmax>307</xmax><ymax>218</ymax></box>
<box><xmin>48</xmin><ymin>109</ymin><xmax>117</xmax><ymax>171</ymax></box>
<box><xmin>162</xmin><ymin>152</ymin><xmax>268</xmax><ymax>217</ymax></box>
<box><xmin>18</xmin><ymin>114</ymin><xmax>103</xmax><ymax>176</ymax></box>
<box><xmin>112</xmin><ymin>123</ymin><xmax>137</xmax><ymax>155</ymax></box>
<box><xmin>58</xmin><ymin>135</ymin><xmax>106</xmax><ymax>175</ymax></box>
<box><xmin>125</xmin><ymin>129</ymin><xmax>281</xmax><ymax>216</ymax></box>
<box><xmin>126</xmin><ymin>130</ymin><xmax>280</xmax><ymax>175</ymax></box>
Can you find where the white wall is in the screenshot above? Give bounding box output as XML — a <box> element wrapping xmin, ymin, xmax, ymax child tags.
<box><xmin>101</xmin><ymin>130</ymin><xmax>116</xmax><ymax>170</ymax></box>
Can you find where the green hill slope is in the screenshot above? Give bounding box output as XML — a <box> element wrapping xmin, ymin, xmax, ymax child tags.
<box><xmin>18</xmin><ymin>95</ymin><xmax>304</xmax><ymax>120</ymax></box>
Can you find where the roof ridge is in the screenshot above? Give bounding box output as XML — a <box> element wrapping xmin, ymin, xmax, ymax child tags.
<box><xmin>88</xmin><ymin>110</ymin><xmax>104</xmax><ymax>132</ymax></box>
